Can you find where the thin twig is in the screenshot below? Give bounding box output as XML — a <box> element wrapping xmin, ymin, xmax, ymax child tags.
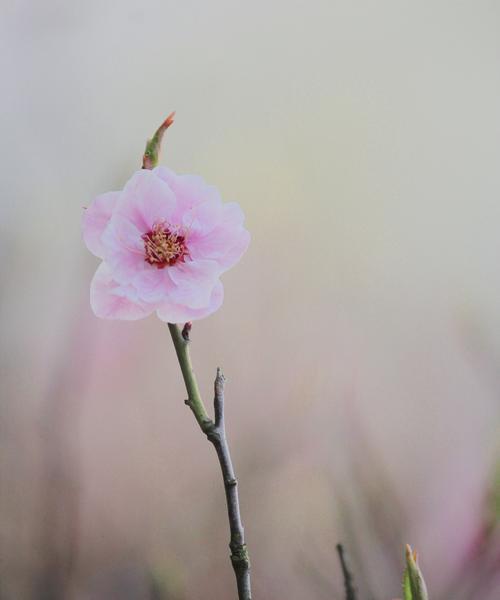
<box><xmin>208</xmin><ymin>368</ymin><xmax>251</xmax><ymax>599</ymax></box>
<box><xmin>336</xmin><ymin>543</ymin><xmax>358</xmax><ymax>600</ymax></box>
<box><xmin>167</xmin><ymin>323</ymin><xmax>252</xmax><ymax>599</ymax></box>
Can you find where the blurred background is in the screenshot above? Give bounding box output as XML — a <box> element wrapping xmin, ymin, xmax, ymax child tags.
<box><xmin>1</xmin><ymin>1</ymin><xmax>499</xmax><ymax>598</ymax></box>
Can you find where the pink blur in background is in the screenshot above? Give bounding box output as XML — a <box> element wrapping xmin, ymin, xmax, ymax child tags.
<box><xmin>0</xmin><ymin>1</ymin><xmax>499</xmax><ymax>599</ymax></box>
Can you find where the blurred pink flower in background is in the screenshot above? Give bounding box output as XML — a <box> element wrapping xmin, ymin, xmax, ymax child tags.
<box><xmin>82</xmin><ymin>167</ymin><xmax>250</xmax><ymax>322</ymax></box>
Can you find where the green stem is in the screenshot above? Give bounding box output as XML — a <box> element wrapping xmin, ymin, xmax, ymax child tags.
<box><xmin>167</xmin><ymin>323</ymin><xmax>212</xmax><ymax>432</ymax></box>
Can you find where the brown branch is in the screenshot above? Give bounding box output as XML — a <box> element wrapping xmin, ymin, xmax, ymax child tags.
<box><xmin>206</xmin><ymin>368</ymin><xmax>251</xmax><ymax>599</ymax></box>
<box><xmin>168</xmin><ymin>324</ymin><xmax>251</xmax><ymax>599</ymax></box>
<box><xmin>336</xmin><ymin>543</ymin><xmax>358</xmax><ymax>600</ymax></box>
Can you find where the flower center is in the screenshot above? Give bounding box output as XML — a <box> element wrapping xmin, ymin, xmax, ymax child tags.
<box><xmin>142</xmin><ymin>222</ymin><xmax>188</xmax><ymax>269</ymax></box>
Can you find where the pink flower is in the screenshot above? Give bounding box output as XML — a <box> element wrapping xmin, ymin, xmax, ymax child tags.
<box><xmin>82</xmin><ymin>167</ymin><xmax>250</xmax><ymax>322</ymax></box>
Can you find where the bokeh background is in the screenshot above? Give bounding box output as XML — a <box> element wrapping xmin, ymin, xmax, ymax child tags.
<box><xmin>1</xmin><ymin>1</ymin><xmax>499</xmax><ymax>598</ymax></box>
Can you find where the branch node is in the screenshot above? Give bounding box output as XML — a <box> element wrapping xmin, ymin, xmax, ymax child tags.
<box><xmin>206</xmin><ymin>425</ymin><xmax>222</xmax><ymax>444</ymax></box>
<box><xmin>201</xmin><ymin>419</ymin><xmax>216</xmax><ymax>436</ymax></box>
<box><xmin>230</xmin><ymin>543</ymin><xmax>251</xmax><ymax>570</ymax></box>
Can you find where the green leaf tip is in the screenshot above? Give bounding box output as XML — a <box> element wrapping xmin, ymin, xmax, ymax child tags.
<box><xmin>402</xmin><ymin>544</ymin><xmax>429</xmax><ymax>600</ymax></box>
<box><xmin>142</xmin><ymin>111</ymin><xmax>176</xmax><ymax>170</ymax></box>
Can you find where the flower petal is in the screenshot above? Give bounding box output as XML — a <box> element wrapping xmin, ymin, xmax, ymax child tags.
<box><xmin>101</xmin><ymin>215</ymin><xmax>146</xmax><ymax>284</ymax></box>
<box><xmin>116</xmin><ymin>169</ymin><xmax>177</xmax><ymax>232</ymax></box>
<box><xmin>90</xmin><ymin>262</ymin><xmax>155</xmax><ymax>320</ymax></box>
<box><xmin>85</xmin><ymin>167</ymin><xmax>249</xmax><ymax>323</ymax></box>
<box><xmin>156</xmin><ymin>280</ymin><xmax>224</xmax><ymax>323</ymax></box>
<box><xmin>154</xmin><ymin>166</ymin><xmax>222</xmax><ymax>229</ymax></box>
<box><xmin>189</xmin><ymin>202</ymin><xmax>250</xmax><ymax>271</ymax></box>
<box><xmin>132</xmin><ymin>267</ymin><xmax>174</xmax><ymax>303</ymax></box>
<box><xmin>82</xmin><ymin>191</ymin><xmax>120</xmax><ymax>258</ymax></box>
<box><xmin>168</xmin><ymin>259</ymin><xmax>221</xmax><ymax>309</ymax></box>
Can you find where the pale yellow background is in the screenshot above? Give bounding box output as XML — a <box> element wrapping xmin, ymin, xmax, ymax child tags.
<box><xmin>1</xmin><ymin>1</ymin><xmax>499</xmax><ymax>598</ymax></box>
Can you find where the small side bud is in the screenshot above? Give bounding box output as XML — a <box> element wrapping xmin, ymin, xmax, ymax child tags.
<box><xmin>182</xmin><ymin>321</ymin><xmax>192</xmax><ymax>341</ymax></box>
